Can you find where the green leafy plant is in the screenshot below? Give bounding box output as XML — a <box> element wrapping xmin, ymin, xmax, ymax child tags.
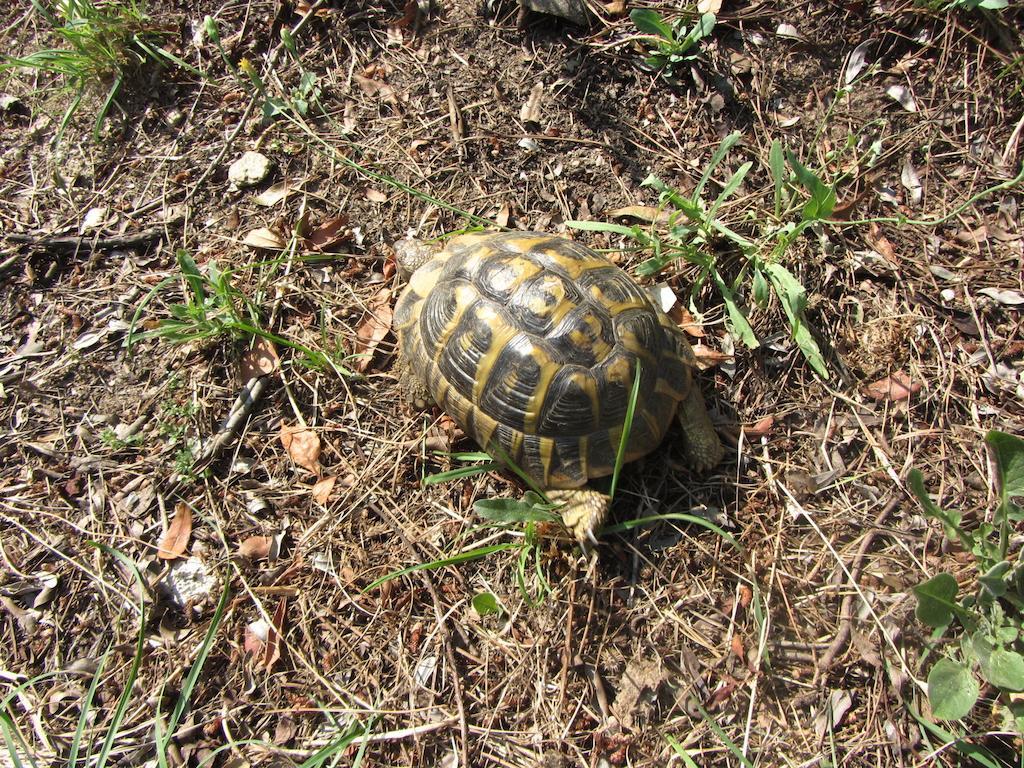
<box><xmin>569</xmin><ymin>133</ymin><xmax>833</xmax><ymax>378</ymax></box>
<box><xmin>630</xmin><ymin>9</ymin><xmax>715</xmax><ymax>76</ymax></box>
<box><xmin>940</xmin><ymin>0</ymin><xmax>1008</xmax><ymax>10</ymax></box>
<box><xmin>909</xmin><ymin>430</ymin><xmax>1024</xmax><ymax>731</ymax></box>
<box><xmin>128</xmin><ymin>249</ymin><xmax>344</xmax><ymax>372</ymax></box>
<box><xmin>1</xmin><ymin>0</ymin><xmax>199</xmax><ymax>141</ymax></box>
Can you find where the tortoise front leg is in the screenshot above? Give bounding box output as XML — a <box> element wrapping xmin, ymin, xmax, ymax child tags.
<box><xmin>549</xmin><ymin>487</ymin><xmax>610</xmax><ymax>546</ymax></box>
<box><xmin>676</xmin><ymin>387</ymin><xmax>724</xmax><ymax>473</ymax></box>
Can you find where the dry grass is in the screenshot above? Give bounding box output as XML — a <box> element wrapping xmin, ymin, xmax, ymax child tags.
<box><xmin>1</xmin><ymin>0</ymin><xmax>1023</xmax><ymax>765</ymax></box>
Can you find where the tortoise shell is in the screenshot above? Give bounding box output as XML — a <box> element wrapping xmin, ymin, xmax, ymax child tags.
<box><xmin>393</xmin><ymin>231</ymin><xmax>698</xmax><ymax>490</ymax></box>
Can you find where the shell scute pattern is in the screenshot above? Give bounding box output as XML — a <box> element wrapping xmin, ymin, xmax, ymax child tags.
<box><xmin>396</xmin><ymin>231</ymin><xmax>697</xmax><ymax>490</ymax></box>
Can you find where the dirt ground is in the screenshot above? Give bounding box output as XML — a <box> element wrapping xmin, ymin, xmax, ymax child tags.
<box><xmin>2</xmin><ymin>0</ymin><xmax>1024</xmax><ymax>765</ymax></box>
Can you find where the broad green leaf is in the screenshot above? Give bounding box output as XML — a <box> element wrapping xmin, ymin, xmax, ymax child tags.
<box><xmin>908</xmin><ymin>469</ymin><xmax>965</xmax><ymax>543</ymax></box>
<box><xmin>762</xmin><ymin>263</ymin><xmax>829</xmax><ymax>378</ymax></box>
<box><xmin>423</xmin><ymin>462</ymin><xmax>499</xmax><ymax>485</ymax></box>
<box><xmin>928</xmin><ymin>658</ymin><xmax>979</xmax><ymax>720</ymax></box>
<box><xmin>986</xmin><ymin>430</ymin><xmax>1024</xmax><ymax>522</ymax></box>
<box><xmin>979</xmin><ymin>561</ymin><xmax>1011</xmax><ymax>598</ymax></box>
<box><xmin>629</xmin><ymin>8</ymin><xmax>674</xmax><ymax>40</ymax></box>
<box><xmin>710</xmin><ymin>270</ymin><xmax>758</xmax><ymax>347</ymax></box>
<box><xmin>785</xmin><ymin>151</ymin><xmax>835</xmax><ymax>219</ymax></box>
<box><xmin>913</xmin><ymin>572</ymin><xmax>958</xmax><ymax>628</ymax></box>
<box><xmin>984</xmin><ymin>648</ymin><xmax>1024</xmax><ymax>691</ymax></box>
<box><xmin>471</xmin><ymin>592</ymin><xmax>502</xmax><ymax>617</ymax></box>
<box><xmin>565</xmin><ymin>220</ymin><xmax>639</xmax><ymax>237</ymax></box>
<box><xmin>473</xmin><ymin>497</ymin><xmax>558</xmax><ymax>524</ymax></box>
<box><xmin>752</xmin><ymin>267</ymin><xmax>769</xmax><ymax>307</ymax></box>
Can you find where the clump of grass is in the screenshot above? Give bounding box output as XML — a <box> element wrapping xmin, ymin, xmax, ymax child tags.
<box><xmin>570</xmin><ymin>131</ymin><xmax>833</xmax><ymax>377</ymax></box>
<box><xmin>1</xmin><ymin>0</ymin><xmax>198</xmax><ymax>141</ymax></box>
<box><xmin>127</xmin><ymin>249</ymin><xmax>350</xmax><ymax>374</ymax></box>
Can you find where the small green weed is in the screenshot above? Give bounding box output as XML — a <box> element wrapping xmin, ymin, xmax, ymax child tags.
<box><xmin>98</xmin><ymin>426</ymin><xmax>144</xmax><ymax>450</ymax></box>
<box><xmin>570</xmin><ymin>132</ymin><xmax>833</xmax><ymax>377</ymax></box>
<box><xmin>128</xmin><ymin>249</ymin><xmax>341</xmax><ymax>372</ymax></box>
<box><xmin>2</xmin><ymin>0</ymin><xmax>199</xmax><ymax>142</ymax></box>
<box><xmin>630</xmin><ymin>9</ymin><xmax>715</xmax><ymax>78</ymax></box>
<box><xmin>938</xmin><ymin>0</ymin><xmax>1008</xmax><ymax>10</ymax></box>
<box><xmin>909</xmin><ymin>430</ymin><xmax>1024</xmax><ymax>732</ymax></box>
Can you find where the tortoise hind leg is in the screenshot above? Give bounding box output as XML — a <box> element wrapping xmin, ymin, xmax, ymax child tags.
<box><xmin>549</xmin><ymin>487</ymin><xmax>610</xmax><ymax>546</ymax></box>
<box><xmin>677</xmin><ymin>387</ymin><xmax>724</xmax><ymax>473</ymax></box>
<box><xmin>397</xmin><ymin>356</ymin><xmax>433</xmax><ymax>411</ymax></box>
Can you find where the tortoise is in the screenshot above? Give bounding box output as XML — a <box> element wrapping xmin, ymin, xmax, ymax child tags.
<box><xmin>393</xmin><ymin>231</ymin><xmax>723</xmax><ymax>543</ymax></box>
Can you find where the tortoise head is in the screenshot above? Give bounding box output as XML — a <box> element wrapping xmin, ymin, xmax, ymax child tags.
<box><xmin>393</xmin><ymin>238</ymin><xmax>442</xmax><ymax>279</ymax></box>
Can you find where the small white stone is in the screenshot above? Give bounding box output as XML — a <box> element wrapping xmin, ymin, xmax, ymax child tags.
<box><xmin>228</xmin><ymin>151</ymin><xmax>273</xmax><ymax>190</ymax></box>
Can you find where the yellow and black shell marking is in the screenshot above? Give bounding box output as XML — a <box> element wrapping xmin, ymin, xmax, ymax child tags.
<box><xmin>394</xmin><ymin>231</ymin><xmax>694</xmax><ymax>490</ymax></box>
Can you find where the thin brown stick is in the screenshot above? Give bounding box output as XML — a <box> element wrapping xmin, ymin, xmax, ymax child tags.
<box><xmin>813</xmin><ymin>496</ymin><xmax>900</xmax><ymax>683</ymax></box>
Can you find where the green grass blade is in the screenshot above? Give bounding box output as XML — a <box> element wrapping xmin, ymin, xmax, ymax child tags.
<box><xmin>422</xmin><ymin>462</ymin><xmax>499</xmax><ymax>485</ymax></box>
<box><xmin>665</xmin><ymin>734</ymin><xmax>702</xmax><ymax>767</ymax></box>
<box><xmin>1</xmin><ymin>708</ymin><xmax>37</xmax><ymax>768</ymax></box>
<box><xmin>602</xmin><ymin>512</ymin><xmax>743</xmax><ymax>554</ymax></box>
<box><xmin>92</xmin><ymin>75</ymin><xmax>122</xmax><ymax>141</ymax></box>
<box><xmin>709</xmin><ymin>270</ymin><xmax>758</xmax><ymax>347</ymax></box>
<box><xmin>706</xmin><ymin>161</ymin><xmax>751</xmax><ymax>221</ymax></box>
<box><xmin>88</xmin><ymin>544</ymin><xmax>147</xmax><ymax>768</ymax></box>
<box><xmin>565</xmin><ymin>220</ymin><xmax>640</xmax><ymax>237</ymax></box>
<box><xmin>67</xmin><ymin>649</ymin><xmax>110</xmax><ymax>767</ymax></box>
<box><xmin>160</xmin><ymin>582</ymin><xmax>230</xmax><ymax>750</ymax></box>
<box><xmin>609</xmin><ymin>361</ymin><xmax>642</xmax><ymax>500</ymax></box>
<box><xmin>769</xmin><ymin>139</ymin><xmax>785</xmax><ymax>218</ymax></box>
<box><xmin>694</xmin><ymin>131</ymin><xmax>741</xmax><ymax>200</ymax></box>
<box><xmin>692</xmin><ymin>701</ymin><xmax>756</xmax><ymax>768</ymax></box>
<box><xmin>365</xmin><ymin>544</ymin><xmax>521</xmax><ymax>591</ymax></box>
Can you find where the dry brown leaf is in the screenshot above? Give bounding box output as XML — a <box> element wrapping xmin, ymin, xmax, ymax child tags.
<box><xmin>304</xmin><ymin>215</ymin><xmax>350</xmax><ymax>251</ymax></box>
<box><xmin>243</xmin><ymin>227</ymin><xmax>287</xmax><ymax>250</ymax></box>
<box><xmin>280</xmin><ymin>424</ymin><xmax>321</xmax><ymax>475</ymax></box>
<box><xmin>157</xmin><ymin>503</ymin><xmax>192</xmax><ymax>560</ymax></box>
<box><xmin>742</xmin><ymin>415</ymin><xmax>775</xmax><ymax>437</ymax></box>
<box><xmin>864</xmin><ymin>370</ymin><xmax>921</xmax><ymax>401</ymax></box>
<box><xmin>353</xmin><ymin>74</ymin><xmax>397</xmax><ymax>106</ymax></box>
<box><xmin>363</xmin><ymin>188</ymin><xmax>388</xmax><ymax>203</ymax></box>
<box><xmin>253</xmin><ymin>183</ymin><xmax>294</xmax><ymax>207</ymax></box>
<box><xmin>239</xmin><ymin>337</ymin><xmax>280</xmax><ymax>380</ymax></box>
<box><xmin>692</xmin><ymin>343</ymin><xmax>731</xmax><ymax>366</ymax></box>
<box><xmin>354</xmin><ymin>289</ymin><xmax>394</xmax><ymax>373</ymax></box>
<box><xmin>520</xmin><ymin>83</ymin><xmax>544</xmax><ymax>125</ymax></box>
<box><xmin>494</xmin><ymin>201</ymin><xmax>511</xmax><ymax>228</ymax></box>
<box><xmin>730</xmin><ymin>632</ymin><xmax>745</xmax><ymax>659</ymax></box>
<box><xmin>603</xmin><ymin>0</ymin><xmax>626</xmax><ymax>14</ymax></box>
<box><xmin>238</xmin><ymin>535</ymin><xmax>273</xmax><ymax>560</ymax></box>
<box><xmin>264</xmin><ymin>597</ymin><xmax>286</xmax><ymax>670</ymax></box>
<box><xmin>865</xmin><ymin>223</ymin><xmax>897</xmax><ymax>264</ymax></box>
<box><xmin>312</xmin><ymin>475</ymin><xmax>337</xmax><ymax>505</ymax></box>
<box><xmin>667</xmin><ymin>304</ymin><xmax>705</xmax><ymax>337</ymax></box>
<box><xmin>392</xmin><ymin>0</ymin><xmax>418</xmax><ymax>27</ymax></box>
